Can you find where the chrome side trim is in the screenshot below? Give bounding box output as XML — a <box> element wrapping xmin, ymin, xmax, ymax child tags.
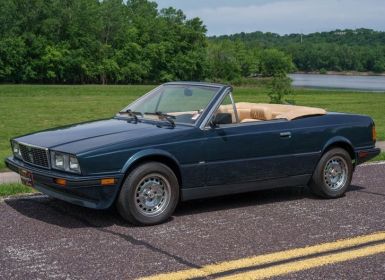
<box><xmin>17</xmin><ymin>141</ymin><xmax>49</xmax><ymax>151</ymax></box>
<box><xmin>165</xmin><ymin>82</ymin><xmax>224</xmax><ymax>88</ymax></box>
<box><xmin>229</xmin><ymin>92</ymin><xmax>240</xmax><ymax>123</ymax></box>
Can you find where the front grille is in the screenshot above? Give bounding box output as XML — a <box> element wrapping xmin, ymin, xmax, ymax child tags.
<box><xmin>19</xmin><ymin>143</ymin><xmax>50</xmax><ymax>169</ymax></box>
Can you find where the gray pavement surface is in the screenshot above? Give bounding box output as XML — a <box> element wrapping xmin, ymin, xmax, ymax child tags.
<box><xmin>1</xmin><ymin>163</ymin><xmax>385</xmax><ymax>279</ymax></box>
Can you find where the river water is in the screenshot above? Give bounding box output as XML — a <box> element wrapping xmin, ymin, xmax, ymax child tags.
<box><xmin>289</xmin><ymin>74</ymin><xmax>385</xmax><ymax>92</ymax></box>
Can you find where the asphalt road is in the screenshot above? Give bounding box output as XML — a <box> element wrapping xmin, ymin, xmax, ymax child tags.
<box><xmin>1</xmin><ymin>163</ymin><xmax>385</xmax><ymax>280</ymax></box>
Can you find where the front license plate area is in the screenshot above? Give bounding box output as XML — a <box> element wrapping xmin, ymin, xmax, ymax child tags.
<box><xmin>20</xmin><ymin>169</ymin><xmax>34</xmax><ymax>187</ymax></box>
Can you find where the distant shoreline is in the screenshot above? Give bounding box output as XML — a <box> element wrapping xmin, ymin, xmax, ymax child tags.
<box><xmin>293</xmin><ymin>71</ymin><xmax>385</xmax><ymax>77</ymax></box>
<box><xmin>289</xmin><ymin>72</ymin><xmax>385</xmax><ymax>92</ymax></box>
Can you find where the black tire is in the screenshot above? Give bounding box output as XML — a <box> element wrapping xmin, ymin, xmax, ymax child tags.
<box><xmin>117</xmin><ymin>162</ymin><xmax>179</xmax><ymax>226</ymax></box>
<box><xmin>309</xmin><ymin>148</ymin><xmax>353</xmax><ymax>198</ymax></box>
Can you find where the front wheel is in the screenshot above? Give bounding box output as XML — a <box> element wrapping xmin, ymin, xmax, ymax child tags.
<box><xmin>117</xmin><ymin>162</ymin><xmax>179</xmax><ymax>226</ymax></box>
<box><xmin>309</xmin><ymin>148</ymin><xmax>353</xmax><ymax>198</ymax></box>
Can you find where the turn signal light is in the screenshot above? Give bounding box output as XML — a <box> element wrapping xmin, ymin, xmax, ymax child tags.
<box><xmin>372</xmin><ymin>126</ymin><xmax>377</xmax><ymax>142</ymax></box>
<box><xmin>54</xmin><ymin>178</ymin><xmax>67</xmax><ymax>186</ymax></box>
<box><xmin>101</xmin><ymin>178</ymin><xmax>115</xmax><ymax>186</ymax></box>
<box><xmin>358</xmin><ymin>151</ymin><xmax>369</xmax><ymax>158</ymax></box>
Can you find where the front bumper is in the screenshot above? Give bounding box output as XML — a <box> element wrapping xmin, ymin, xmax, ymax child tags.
<box><xmin>5</xmin><ymin>156</ymin><xmax>124</xmax><ymax>209</ymax></box>
<box><xmin>355</xmin><ymin>147</ymin><xmax>381</xmax><ymax>165</ymax></box>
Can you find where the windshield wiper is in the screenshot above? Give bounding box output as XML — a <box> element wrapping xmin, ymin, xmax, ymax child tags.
<box><xmin>144</xmin><ymin>112</ymin><xmax>176</xmax><ymax>127</ymax></box>
<box><xmin>118</xmin><ymin>109</ymin><xmax>143</xmax><ymax>123</ymax></box>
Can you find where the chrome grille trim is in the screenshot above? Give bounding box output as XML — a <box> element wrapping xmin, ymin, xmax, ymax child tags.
<box><xmin>17</xmin><ymin>142</ymin><xmax>50</xmax><ymax>169</ymax></box>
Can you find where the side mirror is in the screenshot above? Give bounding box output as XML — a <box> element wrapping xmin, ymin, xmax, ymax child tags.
<box><xmin>210</xmin><ymin>113</ymin><xmax>232</xmax><ymax>128</ymax></box>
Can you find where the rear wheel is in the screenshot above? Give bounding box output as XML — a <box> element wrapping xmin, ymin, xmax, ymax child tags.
<box><xmin>117</xmin><ymin>162</ymin><xmax>179</xmax><ymax>226</ymax></box>
<box><xmin>309</xmin><ymin>148</ymin><xmax>353</xmax><ymax>198</ymax></box>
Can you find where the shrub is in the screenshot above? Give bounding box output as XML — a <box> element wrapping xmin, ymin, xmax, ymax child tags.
<box><xmin>268</xmin><ymin>74</ymin><xmax>294</xmax><ymax>104</ymax></box>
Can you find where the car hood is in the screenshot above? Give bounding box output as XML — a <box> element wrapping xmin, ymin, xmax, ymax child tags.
<box><xmin>14</xmin><ymin>118</ymin><xmax>191</xmax><ymax>154</ymax></box>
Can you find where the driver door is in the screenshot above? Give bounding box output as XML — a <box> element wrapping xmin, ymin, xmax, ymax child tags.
<box><xmin>203</xmin><ymin>92</ymin><xmax>294</xmax><ymax>188</ymax></box>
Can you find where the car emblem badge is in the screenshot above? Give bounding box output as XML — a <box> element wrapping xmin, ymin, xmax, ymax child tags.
<box><xmin>28</xmin><ymin>153</ymin><xmax>34</xmax><ymax>163</ymax></box>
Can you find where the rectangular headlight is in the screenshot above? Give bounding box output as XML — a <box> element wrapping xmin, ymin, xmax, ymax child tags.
<box><xmin>51</xmin><ymin>151</ymin><xmax>81</xmax><ymax>174</ymax></box>
<box><xmin>55</xmin><ymin>153</ymin><xmax>65</xmax><ymax>168</ymax></box>
<box><xmin>11</xmin><ymin>141</ymin><xmax>22</xmax><ymax>159</ymax></box>
<box><xmin>69</xmin><ymin>156</ymin><xmax>80</xmax><ymax>173</ymax></box>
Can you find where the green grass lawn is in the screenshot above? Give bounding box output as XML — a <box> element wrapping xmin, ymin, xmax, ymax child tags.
<box><xmin>372</xmin><ymin>152</ymin><xmax>385</xmax><ymax>162</ymax></box>
<box><xmin>1</xmin><ymin>84</ymin><xmax>384</xmax><ymax>172</ymax></box>
<box><xmin>0</xmin><ymin>183</ymin><xmax>35</xmax><ymax>197</ymax></box>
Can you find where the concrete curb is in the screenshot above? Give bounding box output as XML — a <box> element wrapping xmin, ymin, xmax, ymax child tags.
<box><xmin>0</xmin><ymin>193</ymin><xmax>44</xmax><ymax>204</ymax></box>
<box><xmin>0</xmin><ymin>171</ymin><xmax>20</xmax><ymax>184</ymax></box>
<box><xmin>376</xmin><ymin>141</ymin><xmax>385</xmax><ymax>151</ymax></box>
<box><xmin>360</xmin><ymin>161</ymin><xmax>385</xmax><ymax>166</ymax></box>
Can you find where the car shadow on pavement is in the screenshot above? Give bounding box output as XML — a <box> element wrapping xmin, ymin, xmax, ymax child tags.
<box><xmin>5</xmin><ymin>195</ymin><xmax>125</xmax><ymax>229</ymax></box>
<box><xmin>5</xmin><ymin>185</ymin><xmax>367</xmax><ymax>228</ymax></box>
<box><xmin>174</xmin><ymin>186</ymin><xmax>312</xmax><ymax>217</ymax></box>
<box><xmin>173</xmin><ymin>184</ymin><xmax>367</xmax><ymax>216</ymax></box>
<box><xmin>349</xmin><ymin>184</ymin><xmax>385</xmax><ymax>197</ymax></box>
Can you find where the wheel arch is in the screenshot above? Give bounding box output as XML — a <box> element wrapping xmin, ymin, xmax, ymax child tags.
<box><xmin>121</xmin><ymin>149</ymin><xmax>183</xmax><ymax>187</ymax></box>
<box><xmin>321</xmin><ymin>137</ymin><xmax>356</xmax><ymax>163</ymax></box>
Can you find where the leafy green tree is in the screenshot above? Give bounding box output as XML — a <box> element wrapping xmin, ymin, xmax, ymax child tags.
<box><xmin>0</xmin><ymin>0</ymin><xmax>209</xmax><ymax>84</ymax></box>
<box><xmin>0</xmin><ymin>37</ymin><xmax>26</xmax><ymax>82</ymax></box>
<box><xmin>212</xmin><ymin>28</ymin><xmax>385</xmax><ymax>74</ymax></box>
<box><xmin>41</xmin><ymin>45</ymin><xmax>70</xmax><ymax>82</ymax></box>
<box><xmin>2</xmin><ymin>0</ymin><xmax>385</xmax><ymax>84</ymax></box>
<box><xmin>207</xmin><ymin>40</ymin><xmax>242</xmax><ymax>82</ymax></box>
<box><xmin>259</xmin><ymin>49</ymin><xmax>295</xmax><ymax>77</ymax></box>
<box><xmin>373</xmin><ymin>57</ymin><xmax>385</xmax><ymax>73</ymax></box>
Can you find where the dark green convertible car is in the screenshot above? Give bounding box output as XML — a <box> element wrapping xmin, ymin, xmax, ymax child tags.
<box><xmin>5</xmin><ymin>82</ymin><xmax>380</xmax><ymax>225</ymax></box>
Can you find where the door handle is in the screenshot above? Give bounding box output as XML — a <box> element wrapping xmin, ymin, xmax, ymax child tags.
<box><xmin>280</xmin><ymin>132</ymin><xmax>292</xmax><ymax>139</ymax></box>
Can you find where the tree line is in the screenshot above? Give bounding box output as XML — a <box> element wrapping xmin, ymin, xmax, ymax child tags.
<box><xmin>0</xmin><ymin>0</ymin><xmax>384</xmax><ymax>84</ymax></box>
<box><xmin>0</xmin><ymin>0</ymin><xmax>208</xmax><ymax>84</ymax></box>
<box><xmin>212</xmin><ymin>28</ymin><xmax>385</xmax><ymax>74</ymax></box>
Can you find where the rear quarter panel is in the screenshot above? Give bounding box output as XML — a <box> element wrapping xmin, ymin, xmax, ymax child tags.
<box><xmin>289</xmin><ymin>113</ymin><xmax>374</xmax><ymax>174</ymax></box>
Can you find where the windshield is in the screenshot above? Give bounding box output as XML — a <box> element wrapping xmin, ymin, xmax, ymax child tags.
<box><xmin>119</xmin><ymin>84</ymin><xmax>221</xmax><ymax>125</ymax></box>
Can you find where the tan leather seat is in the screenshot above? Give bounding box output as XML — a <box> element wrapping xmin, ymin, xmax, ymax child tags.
<box><xmin>236</xmin><ymin>102</ymin><xmax>326</xmax><ymax>121</ymax></box>
<box><xmin>250</xmin><ymin>107</ymin><xmax>273</xmax><ymax>120</ymax></box>
<box><xmin>237</xmin><ymin>108</ymin><xmax>251</xmax><ymax>121</ymax></box>
<box><xmin>236</xmin><ymin>102</ymin><xmax>257</xmax><ymax>109</ymax></box>
<box><xmin>217</xmin><ymin>102</ymin><xmax>326</xmax><ymax>123</ymax></box>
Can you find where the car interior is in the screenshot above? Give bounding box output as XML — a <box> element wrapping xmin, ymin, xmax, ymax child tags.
<box><xmin>216</xmin><ymin>102</ymin><xmax>327</xmax><ymax>123</ymax></box>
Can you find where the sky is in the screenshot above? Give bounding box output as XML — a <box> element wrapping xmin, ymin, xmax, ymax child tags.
<box><xmin>154</xmin><ymin>0</ymin><xmax>385</xmax><ymax>36</ymax></box>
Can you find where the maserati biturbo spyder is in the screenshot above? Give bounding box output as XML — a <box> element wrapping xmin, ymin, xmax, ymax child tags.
<box><xmin>5</xmin><ymin>82</ymin><xmax>380</xmax><ymax>225</ymax></box>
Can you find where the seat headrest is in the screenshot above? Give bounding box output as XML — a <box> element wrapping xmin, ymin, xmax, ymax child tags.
<box><xmin>250</xmin><ymin>107</ymin><xmax>273</xmax><ymax>120</ymax></box>
<box><xmin>237</xmin><ymin>108</ymin><xmax>251</xmax><ymax>120</ymax></box>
